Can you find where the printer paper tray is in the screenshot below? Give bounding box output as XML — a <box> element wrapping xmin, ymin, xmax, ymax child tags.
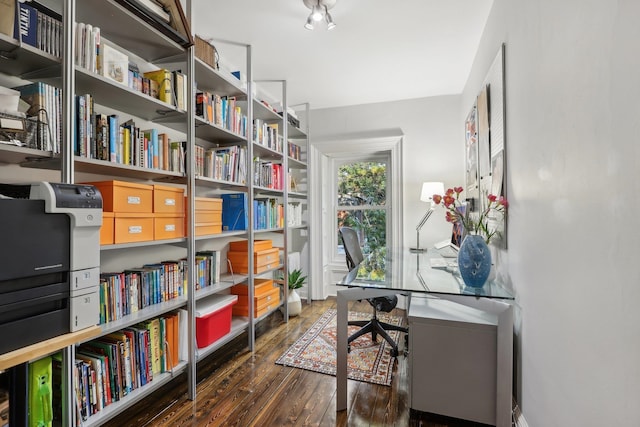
<box><xmin>0</xmin><ymin>305</ymin><xmax>70</xmax><ymax>355</ymax></box>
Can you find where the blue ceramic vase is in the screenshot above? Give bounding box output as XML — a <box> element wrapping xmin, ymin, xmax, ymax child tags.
<box><xmin>457</xmin><ymin>234</ymin><xmax>491</xmax><ymax>288</ymax></box>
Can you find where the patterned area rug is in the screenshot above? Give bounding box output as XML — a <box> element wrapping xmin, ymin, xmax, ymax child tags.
<box><xmin>275</xmin><ymin>309</ymin><xmax>404</xmax><ymax>386</ymax></box>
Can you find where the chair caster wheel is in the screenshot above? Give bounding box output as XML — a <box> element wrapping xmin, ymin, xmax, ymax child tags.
<box><xmin>390</xmin><ymin>348</ymin><xmax>398</xmax><ymax>358</ymax></box>
<box><xmin>347</xmin><ymin>345</ymin><xmax>351</xmax><ymax>353</ymax></box>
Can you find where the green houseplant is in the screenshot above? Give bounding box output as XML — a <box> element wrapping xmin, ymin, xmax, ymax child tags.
<box><xmin>280</xmin><ymin>269</ymin><xmax>306</xmax><ymax>316</ymax></box>
<box><xmin>287</xmin><ymin>269</ymin><xmax>307</xmax><ymax>291</ymax></box>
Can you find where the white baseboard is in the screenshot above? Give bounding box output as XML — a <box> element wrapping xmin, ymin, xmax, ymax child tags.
<box><xmin>512</xmin><ymin>399</ymin><xmax>529</xmax><ymax>427</ymax></box>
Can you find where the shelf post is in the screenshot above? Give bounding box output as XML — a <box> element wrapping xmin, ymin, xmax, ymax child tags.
<box><xmin>61</xmin><ymin>0</ymin><xmax>75</xmax><ymax>184</ymax></box>
<box><xmin>186</xmin><ymin>0</ymin><xmax>197</xmax><ymax>401</ymax></box>
<box><xmin>246</xmin><ymin>44</ymin><xmax>255</xmax><ymax>351</ymax></box>
<box><xmin>62</xmin><ymin>1</ymin><xmax>76</xmax><ymax>425</ymax></box>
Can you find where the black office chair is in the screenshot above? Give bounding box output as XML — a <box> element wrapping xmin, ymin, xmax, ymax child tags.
<box><xmin>339</xmin><ymin>226</ymin><xmax>408</xmax><ymax>357</ymax></box>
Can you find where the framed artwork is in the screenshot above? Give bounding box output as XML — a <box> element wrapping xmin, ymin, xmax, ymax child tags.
<box><xmin>463</xmin><ymin>43</ymin><xmax>507</xmax><ymax>247</ymax></box>
<box><xmin>477</xmin><ymin>84</ymin><xmax>491</xmax><ymax>180</ymax></box>
<box><xmin>464</xmin><ymin>103</ymin><xmax>479</xmax><ymax>212</ymax></box>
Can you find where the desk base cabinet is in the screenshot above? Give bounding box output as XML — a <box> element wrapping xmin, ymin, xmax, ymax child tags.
<box><xmin>408</xmin><ymin>297</ymin><xmax>498</xmax><ymax>426</ymax></box>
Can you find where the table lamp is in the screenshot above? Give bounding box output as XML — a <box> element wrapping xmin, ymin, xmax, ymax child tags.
<box><xmin>410</xmin><ymin>181</ymin><xmax>445</xmax><ymax>253</ymax></box>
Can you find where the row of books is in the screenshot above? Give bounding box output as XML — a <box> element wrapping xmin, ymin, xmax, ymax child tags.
<box><xmin>287</xmin><ymin>202</ymin><xmax>304</xmax><ymax>227</ymax></box>
<box><xmin>142</xmin><ymin>68</ymin><xmax>188</xmax><ymax>110</ymax></box>
<box><xmin>74</xmin><ymin>23</ymin><xmax>187</xmax><ymax>109</ymax></box>
<box><xmin>13</xmin><ymin>1</ymin><xmax>62</xmax><ymax>58</ymax></box>
<box><xmin>99</xmin><ymin>261</ymin><xmax>187</xmax><ymax>325</ymax></box>
<box><xmin>74</xmin><ymin>22</ymin><xmax>100</xmax><ymax>73</ymax></box>
<box><xmin>75</xmin><ymin>96</ymin><xmax>186</xmax><ymax>172</ymax></box>
<box><xmin>253</xmin><ymin>158</ymin><xmax>284</xmax><ymax>190</ymax></box>
<box><xmin>288</xmin><ymin>141</ymin><xmax>303</xmax><ymax>161</ymax></box>
<box><xmin>254</xmin><ymin>198</ymin><xmax>284</xmax><ymax>230</ymax></box>
<box><xmin>195</xmin><ymin>250</ymin><xmax>222</xmax><ymax>290</ymax></box>
<box><xmin>219</xmin><ymin>192</ymin><xmax>304</xmax><ymax>231</ymax></box>
<box><xmin>253</xmin><ymin>120</ymin><xmax>281</xmax><ymax>151</ymax></box>
<box><xmin>74</xmin><ymin>311</ymin><xmax>184</xmax><ymax>420</ymax></box>
<box><xmin>195</xmin><ymin>92</ymin><xmax>247</xmax><ymax>137</ymax></box>
<box><xmin>13</xmin><ymin>81</ymin><xmax>60</xmax><ymax>152</ymax></box>
<box><xmin>195</xmin><ymin>144</ymin><xmax>247</xmax><ymax>184</ymax></box>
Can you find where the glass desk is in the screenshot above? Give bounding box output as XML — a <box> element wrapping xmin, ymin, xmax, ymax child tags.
<box><xmin>335</xmin><ymin>250</ymin><xmax>514</xmax><ymax>427</ymax></box>
<box><xmin>337</xmin><ymin>249</ymin><xmax>514</xmax><ymax>299</ymax></box>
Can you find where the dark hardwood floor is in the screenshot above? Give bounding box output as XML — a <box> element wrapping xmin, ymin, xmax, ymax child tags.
<box><xmin>101</xmin><ymin>298</ymin><xmax>491</xmax><ymax>427</ymax></box>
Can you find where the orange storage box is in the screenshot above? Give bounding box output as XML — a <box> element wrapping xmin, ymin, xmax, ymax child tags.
<box><xmin>227</xmin><ymin>248</ymin><xmax>280</xmax><ymax>274</ymax></box>
<box><xmin>154</xmin><ymin>213</ymin><xmax>185</xmax><ymax>240</ymax></box>
<box><xmin>194</xmin><ymin>222</ymin><xmax>222</xmax><ymax>236</ymax></box>
<box><xmin>229</xmin><ymin>239</ymin><xmax>273</xmax><ymax>252</ymax></box>
<box><xmin>194</xmin><ymin>197</ymin><xmax>222</xmax><ymax>211</ymax></box>
<box><xmin>114</xmin><ymin>213</ymin><xmax>154</xmax><ymax>244</ymax></box>
<box><xmin>195</xmin><ymin>210</ymin><xmax>222</xmax><ymax>224</ymax></box>
<box><xmin>195</xmin><ymin>294</ymin><xmax>238</xmax><ymax>349</ymax></box>
<box><xmin>153</xmin><ymin>185</ymin><xmax>185</xmax><ymax>214</ymax></box>
<box><xmin>86</xmin><ymin>180</ymin><xmax>153</xmax><ymax>213</ymax></box>
<box><xmin>232</xmin><ymin>286</ymin><xmax>280</xmax><ymax>318</ymax></box>
<box><xmin>230</xmin><ymin>278</ymin><xmax>275</xmax><ymax>296</ymax></box>
<box><xmin>186</xmin><ymin>197</ymin><xmax>223</xmax><ymax>236</ymax></box>
<box><xmin>100</xmin><ymin>212</ymin><xmax>114</xmax><ymax>245</ymax></box>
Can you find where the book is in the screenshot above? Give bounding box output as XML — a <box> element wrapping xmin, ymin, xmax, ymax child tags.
<box><xmin>143</xmin><ymin>69</ymin><xmax>173</xmax><ymax>105</ymax></box>
<box><xmin>29</xmin><ymin>356</ymin><xmax>53</xmax><ymax>427</ymax></box>
<box><xmin>77</xmin><ymin>349</ymin><xmax>111</xmax><ymax>406</ymax></box>
<box><xmin>173</xmin><ymin>71</ymin><xmax>186</xmax><ymax>110</ymax></box>
<box><xmin>155</xmin><ymin>0</ymin><xmax>193</xmax><ymax>45</ymax></box>
<box><xmin>196</xmin><ymin>250</ymin><xmax>220</xmax><ymax>285</ymax></box>
<box><xmin>136</xmin><ymin>0</ymin><xmax>170</xmax><ymax>22</ymax></box>
<box><xmin>95</xmin><ymin>113</ymin><xmax>109</xmax><ymax>161</ymax></box>
<box><xmin>75</xmin><ymin>353</ymin><xmax>105</xmax><ymax>412</ymax></box>
<box><xmin>162</xmin><ymin>312</ymin><xmax>179</xmax><ymax>369</ymax></box>
<box><xmin>113</xmin><ymin>0</ymin><xmax>193</xmax><ymax>47</ymax></box>
<box><xmin>13</xmin><ymin>2</ymin><xmax>38</xmax><ymax>48</ymax></box>
<box><xmin>142</xmin><ymin>128</ymin><xmax>158</xmax><ymax>169</ymax></box>
<box><xmin>13</xmin><ymin>81</ymin><xmax>54</xmax><ymax>150</ymax></box>
<box><xmin>99</xmin><ymin>41</ymin><xmax>129</xmax><ymax>86</ymax></box>
<box><xmin>0</xmin><ymin>0</ymin><xmax>15</xmax><ymax>37</ymax></box>
<box><xmin>221</xmin><ymin>193</ymin><xmax>248</xmax><ymax>231</ymax></box>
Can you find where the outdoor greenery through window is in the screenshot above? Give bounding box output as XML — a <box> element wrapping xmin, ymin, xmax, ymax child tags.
<box><xmin>337</xmin><ymin>160</ymin><xmax>388</xmax><ymax>281</ymax></box>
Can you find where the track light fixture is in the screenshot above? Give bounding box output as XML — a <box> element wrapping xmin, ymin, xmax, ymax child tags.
<box><xmin>303</xmin><ymin>0</ymin><xmax>337</xmax><ymax>30</ymax></box>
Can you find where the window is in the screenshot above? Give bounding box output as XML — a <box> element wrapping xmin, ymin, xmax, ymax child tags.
<box><xmin>336</xmin><ymin>156</ymin><xmax>389</xmax><ymax>280</ymax></box>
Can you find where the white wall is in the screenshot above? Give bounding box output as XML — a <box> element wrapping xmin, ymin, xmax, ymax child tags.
<box><xmin>464</xmin><ymin>0</ymin><xmax>640</xmax><ymax>425</ymax></box>
<box><xmin>310</xmin><ymin>95</ymin><xmax>464</xmax><ymax>264</ymax></box>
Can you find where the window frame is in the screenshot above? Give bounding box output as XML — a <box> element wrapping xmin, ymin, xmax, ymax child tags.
<box><xmin>333</xmin><ymin>153</ymin><xmax>390</xmax><ymax>264</ymax></box>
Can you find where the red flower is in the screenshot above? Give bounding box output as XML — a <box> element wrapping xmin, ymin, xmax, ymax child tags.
<box><xmin>445</xmin><ymin>211</ymin><xmax>456</xmax><ymax>223</ymax></box>
<box><xmin>443</xmin><ymin>195</ymin><xmax>455</xmax><ymax>207</ymax></box>
<box><xmin>432</xmin><ymin>187</ymin><xmax>508</xmax><ymax>244</ymax></box>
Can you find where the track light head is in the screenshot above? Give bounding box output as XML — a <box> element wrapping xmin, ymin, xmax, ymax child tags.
<box><xmin>302</xmin><ymin>0</ymin><xmax>337</xmax><ymax>30</ymax></box>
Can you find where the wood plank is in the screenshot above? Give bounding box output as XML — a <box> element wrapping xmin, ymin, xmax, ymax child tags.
<box><xmin>0</xmin><ymin>326</ymin><xmax>101</xmax><ymax>371</ymax></box>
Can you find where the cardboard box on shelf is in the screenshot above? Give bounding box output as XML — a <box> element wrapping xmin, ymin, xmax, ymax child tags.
<box><xmin>227</xmin><ymin>248</ymin><xmax>279</xmax><ymax>274</ymax></box>
<box><xmin>85</xmin><ymin>180</ymin><xmax>153</xmax><ymax>213</ymax></box>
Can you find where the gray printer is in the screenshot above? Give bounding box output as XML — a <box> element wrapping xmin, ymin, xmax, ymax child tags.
<box><xmin>0</xmin><ymin>182</ymin><xmax>102</xmax><ymax>354</ymax></box>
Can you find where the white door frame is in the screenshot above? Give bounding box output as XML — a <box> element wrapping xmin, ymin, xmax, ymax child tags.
<box><xmin>309</xmin><ymin>134</ymin><xmax>404</xmax><ymax>300</ymax></box>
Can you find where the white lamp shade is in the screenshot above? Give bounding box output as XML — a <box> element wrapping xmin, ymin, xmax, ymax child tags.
<box><xmin>420</xmin><ymin>182</ymin><xmax>445</xmax><ymax>203</ymax></box>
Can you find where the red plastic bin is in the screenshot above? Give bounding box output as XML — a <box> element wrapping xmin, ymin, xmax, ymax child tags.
<box><xmin>195</xmin><ymin>294</ymin><xmax>238</xmax><ymax>349</ymax></box>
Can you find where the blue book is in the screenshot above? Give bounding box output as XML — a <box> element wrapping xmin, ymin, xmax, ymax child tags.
<box><xmin>221</xmin><ymin>193</ymin><xmax>248</xmax><ymax>231</ymax></box>
<box><xmin>108</xmin><ymin>115</ymin><xmax>118</xmax><ymax>162</ymax></box>
<box><xmin>13</xmin><ymin>2</ymin><xmax>37</xmax><ymax>48</ymax></box>
<box><xmin>143</xmin><ymin>129</ymin><xmax>158</xmax><ymax>169</ymax></box>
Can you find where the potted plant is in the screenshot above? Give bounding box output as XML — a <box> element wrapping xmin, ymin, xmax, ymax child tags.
<box><xmin>281</xmin><ymin>268</ymin><xmax>306</xmax><ymax>316</ymax></box>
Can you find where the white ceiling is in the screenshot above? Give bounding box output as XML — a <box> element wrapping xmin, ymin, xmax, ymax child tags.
<box><xmin>191</xmin><ymin>0</ymin><xmax>493</xmax><ymax>110</ymax></box>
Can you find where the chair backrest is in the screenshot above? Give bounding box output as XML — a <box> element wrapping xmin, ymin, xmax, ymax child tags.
<box><xmin>339</xmin><ymin>227</ymin><xmax>364</xmax><ymax>271</ymax></box>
